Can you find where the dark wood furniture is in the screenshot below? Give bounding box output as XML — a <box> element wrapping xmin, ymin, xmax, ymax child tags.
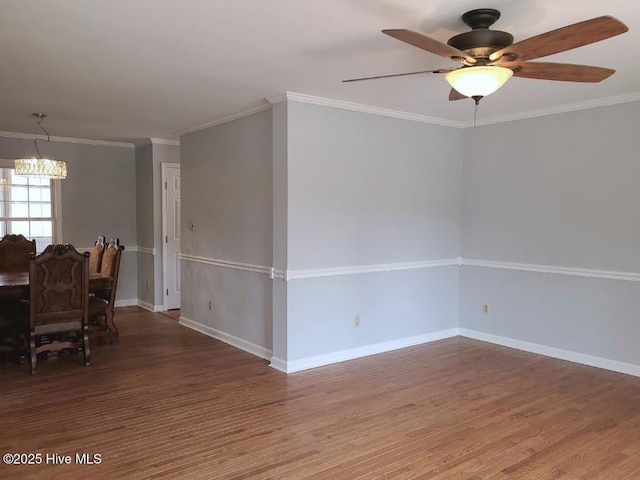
<box><xmin>0</xmin><ymin>234</ymin><xmax>36</xmax><ymax>272</ymax></box>
<box><xmin>0</xmin><ymin>234</ymin><xmax>37</xmax><ymax>358</ymax></box>
<box><xmin>0</xmin><ymin>259</ymin><xmax>112</xmax><ymax>365</ymax></box>
<box><xmin>0</xmin><ymin>270</ymin><xmax>112</xmax><ymax>298</ymax></box>
<box><xmin>27</xmin><ymin>244</ymin><xmax>91</xmax><ymax>374</ymax></box>
<box><xmin>89</xmin><ymin>244</ymin><xmax>124</xmax><ymax>344</ymax></box>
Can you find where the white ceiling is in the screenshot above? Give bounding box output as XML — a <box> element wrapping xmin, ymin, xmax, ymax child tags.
<box><xmin>1</xmin><ymin>0</ymin><xmax>638</xmax><ymax>143</ymax></box>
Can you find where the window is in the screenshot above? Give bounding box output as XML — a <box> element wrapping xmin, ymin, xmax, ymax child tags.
<box><xmin>0</xmin><ymin>160</ymin><xmax>61</xmax><ymax>252</ymax></box>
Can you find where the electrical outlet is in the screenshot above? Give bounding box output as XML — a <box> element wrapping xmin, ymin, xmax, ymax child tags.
<box><xmin>354</xmin><ymin>315</ymin><xmax>360</xmax><ymax>327</ymax></box>
<box><xmin>482</xmin><ymin>303</ymin><xmax>489</xmax><ymax>315</ymax></box>
<box><xmin>208</xmin><ymin>300</ymin><xmax>213</xmax><ymax>310</ymax></box>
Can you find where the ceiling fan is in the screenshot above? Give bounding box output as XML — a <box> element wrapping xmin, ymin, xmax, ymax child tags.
<box><xmin>343</xmin><ymin>8</ymin><xmax>628</xmax><ymax>104</ymax></box>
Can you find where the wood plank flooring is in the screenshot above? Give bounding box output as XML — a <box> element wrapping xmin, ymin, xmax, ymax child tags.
<box><xmin>2</xmin><ymin>307</ymin><xmax>640</xmax><ymax>479</ymax></box>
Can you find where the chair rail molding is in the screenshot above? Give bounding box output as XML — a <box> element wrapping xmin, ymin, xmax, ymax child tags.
<box><xmin>461</xmin><ymin>258</ymin><xmax>640</xmax><ymax>283</ymax></box>
<box><xmin>179</xmin><ymin>254</ymin><xmax>640</xmax><ymax>283</ymax></box>
<box><xmin>78</xmin><ymin>245</ymin><xmax>151</xmax><ymax>255</ymax></box>
<box><xmin>287</xmin><ymin>258</ymin><xmax>461</xmax><ymax>280</ymax></box>
<box><xmin>180</xmin><ymin>254</ymin><xmax>459</xmax><ymax>281</ymax></box>
<box><xmin>180</xmin><ymin>253</ymin><xmax>274</xmax><ymax>276</ymax></box>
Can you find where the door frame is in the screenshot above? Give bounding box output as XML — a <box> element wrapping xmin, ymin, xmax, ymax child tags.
<box><xmin>161</xmin><ymin>162</ymin><xmax>181</xmax><ymax>310</ymax></box>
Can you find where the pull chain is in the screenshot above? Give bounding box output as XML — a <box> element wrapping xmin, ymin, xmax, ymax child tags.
<box><xmin>471</xmin><ymin>96</ymin><xmax>482</xmax><ymax>128</ymax></box>
<box><xmin>474</xmin><ymin>102</ymin><xmax>478</xmax><ymax>128</ymax></box>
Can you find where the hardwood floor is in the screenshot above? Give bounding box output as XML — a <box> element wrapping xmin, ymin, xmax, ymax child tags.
<box><xmin>2</xmin><ymin>307</ymin><xmax>640</xmax><ymax>479</ymax></box>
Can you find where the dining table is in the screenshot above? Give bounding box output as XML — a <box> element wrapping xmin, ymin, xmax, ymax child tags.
<box><xmin>0</xmin><ymin>271</ymin><xmax>113</xmax><ymax>300</ymax></box>
<box><xmin>1</xmin><ymin>270</ymin><xmax>113</xmax><ymax>360</ymax></box>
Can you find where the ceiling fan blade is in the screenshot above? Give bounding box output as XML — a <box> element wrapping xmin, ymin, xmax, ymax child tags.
<box><xmin>382</xmin><ymin>29</ymin><xmax>476</xmax><ymax>64</ymax></box>
<box><xmin>490</xmin><ymin>16</ymin><xmax>628</xmax><ymax>62</ymax></box>
<box><xmin>507</xmin><ymin>62</ymin><xmax>615</xmax><ymax>82</ymax></box>
<box><xmin>343</xmin><ymin>67</ymin><xmax>456</xmax><ymax>83</ymax></box>
<box><xmin>449</xmin><ymin>88</ymin><xmax>467</xmax><ymax>101</ymax></box>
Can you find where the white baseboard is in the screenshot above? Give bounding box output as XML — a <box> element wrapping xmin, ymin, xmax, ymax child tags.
<box><xmin>137</xmin><ymin>300</ymin><xmax>164</xmax><ymax>313</ymax></box>
<box><xmin>105</xmin><ymin>301</ymin><xmax>640</xmax><ymax>378</ymax></box>
<box><xmin>179</xmin><ymin>316</ymin><xmax>272</xmax><ymax>361</ymax></box>
<box><xmin>459</xmin><ymin>328</ymin><xmax>640</xmax><ymax>378</ymax></box>
<box><xmin>269</xmin><ymin>357</ymin><xmax>288</xmax><ymax>373</ymax></box>
<box><xmin>114</xmin><ymin>298</ymin><xmax>138</xmax><ymax>308</ymax></box>
<box><xmin>275</xmin><ymin>328</ymin><xmax>459</xmax><ymax>374</ymax></box>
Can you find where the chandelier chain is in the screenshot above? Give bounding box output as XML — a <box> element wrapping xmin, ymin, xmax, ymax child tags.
<box><xmin>33</xmin><ymin>114</ymin><xmax>50</xmax><ymax>160</ymax></box>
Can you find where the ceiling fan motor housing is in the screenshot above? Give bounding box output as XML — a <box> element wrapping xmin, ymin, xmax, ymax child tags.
<box><xmin>447</xmin><ymin>9</ymin><xmax>513</xmax><ymax>61</ymax></box>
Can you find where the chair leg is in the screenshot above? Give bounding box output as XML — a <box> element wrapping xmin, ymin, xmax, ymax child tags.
<box><xmin>82</xmin><ymin>328</ymin><xmax>90</xmax><ymax>367</ymax></box>
<box><xmin>29</xmin><ymin>332</ymin><xmax>37</xmax><ymax>375</ymax></box>
<box><xmin>105</xmin><ymin>309</ymin><xmax>118</xmax><ymax>345</ymax></box>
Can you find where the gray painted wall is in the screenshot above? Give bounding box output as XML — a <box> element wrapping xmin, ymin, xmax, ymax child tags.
<box><xmin>180</xmin><ymin>109</ymin><xmax>273</xmax><ymax>350</ymax></box>
<box><xmin>272</xmin><ymin>102</ymin><xmax>289</xmax><ymax>360</ymax></box>
<box><xmin>135</xmin><ymin>144</ymin><xmax>154</xmax><ymax>305</ymax></box>
<box><xmin>287</xmin><ymin>102</ymin><xmax>463</xmax><ymax>269</ymax></box>
<box><xmin>178</xmin><ymin>97</ymin><xmax>640</xmax><ymax>373</ymax></box>
<box><xmin>134</xmin><ymin>142</ymin><xmax>180</xmax><ymax>308</ymax></box>
<box><xmin>283</xmin><ymin>102</ymin><xmax>463</xmax><ymax>361</ymax></box>
<box><xmin>152</xmin><ymin>144</ymin><xmax>180</xmax><ymax>307</ymax></box>
<box><xmin>460</xmin><ymin>101</ymin><xmax>640</xmax><ymax>365</ymax></box>
<box><xmin>0</xmin><ymin>136</ymin><xmax>137</xmax><ymax>301</ymax></box>
<box><xmin>288</xmin><ymin>267</ymin><xmax>460</xmax><ymax>361</ymax></box>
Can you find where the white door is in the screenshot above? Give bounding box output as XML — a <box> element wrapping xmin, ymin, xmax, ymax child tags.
<box><xmin>162</xmin><ymin>163</ymin><xmax>181</xmax><ymax>310</ymax></box>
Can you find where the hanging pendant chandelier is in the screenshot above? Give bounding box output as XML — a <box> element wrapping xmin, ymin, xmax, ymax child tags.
<box><xmin>15</xmin><ymin>113</ymin><xmax>67</xmax><ymax>180</ymax></box>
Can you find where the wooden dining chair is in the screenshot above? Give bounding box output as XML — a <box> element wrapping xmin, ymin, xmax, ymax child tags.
<box><xmin>27</xmin><ymin>244</ymin><xmax>91</xmax><ymax>375</ymax></box>
<box><xmin>0</xmin><ymin>234</ymin><xmax>36</xmax><ymax>271</ymax></box>
<box><xmin>89</xmin><ymin>241</ymin><xmax>124</xmax><ymax>345</ymax></box>
<box><xmin>89</xmin><ymin>235</ymin><xmax>106</xmax><ymax>274</ymax></box>
<box><xmin>0</xmin><ymin>234</ymin><xmax>36</xmax><ymax>356</ymax></box>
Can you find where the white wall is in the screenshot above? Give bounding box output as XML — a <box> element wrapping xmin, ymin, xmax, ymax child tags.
<box><xmin>460</xmin><ymin>101</ymin><xmax>640</xmax><ymax>368</ymax></box>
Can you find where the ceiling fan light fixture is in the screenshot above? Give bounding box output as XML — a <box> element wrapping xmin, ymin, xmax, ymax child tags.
<box><xmin>445</xmin><ymin>66</ymin><xmax>513</xmax><ymax>98</ymax></box>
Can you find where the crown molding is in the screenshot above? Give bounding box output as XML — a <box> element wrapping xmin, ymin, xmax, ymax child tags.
<box><xmin>150</xmin><ymin>138</ymin><xmax>180</xmax><ymax>146</ymax></box>
<box><xmin>466</xmin><ymin>92</ymin><xmax>640</xmax><ymax>128</ymax></box>
<box><xmin>0</xmin><ymin>131</ymin><xmax>135</xmax><ymax>148</ymax></box>
<box><xmin>177</xmin><ymin>101</ymin><xmax>272</xmax><ymax>136</ymax></box>
<box><xmin>134</xmin><ymin>138</ymin><xmax>180</xmax><ymax>148</ymax></box>
<box><xmin>265</xmin><ymin>93</ymin><xmax>288</xmax><ymax>105</ymax></box>
<box><xmin>267</xmin><ymin>92</ymin><xmax>466</xmax><ymax>128</ymax></box>
<box><xmin>175</xmin><ymin>90</ymin><xmax>640</xmax><ymax>140</ymax></box>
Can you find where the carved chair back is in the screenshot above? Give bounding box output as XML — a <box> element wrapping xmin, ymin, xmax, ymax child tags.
<box><xmin>28</xmin><ymin>244</ymin><xmax>90</xmax><ymax>374</ymax></box>
<box><xmin>0</xmin><ymin>234</ymin><xmax>36</xmax><ymax>272</ymax></box>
